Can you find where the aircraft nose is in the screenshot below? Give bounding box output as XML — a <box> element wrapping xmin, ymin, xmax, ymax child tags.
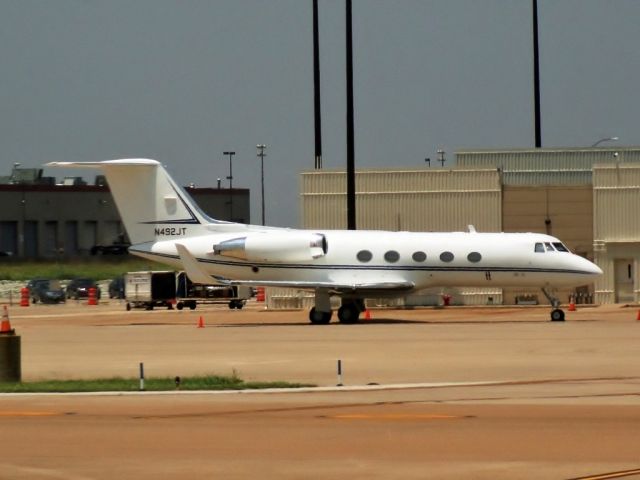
<box><xmin>578</xmin><ymin>256</ymin><xmax>603</xmax><ymax>276</ymax></box>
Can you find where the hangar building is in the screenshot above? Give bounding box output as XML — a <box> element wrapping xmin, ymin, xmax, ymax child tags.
<box><xmin>296</xmin><ymin>147</ymin><xmax>640</xmax><ymax>306</ymax></box>
<box><xmin>0</xmin><ymin>166</ymin><xmax>249</xmax><ymax>259</ymax></box>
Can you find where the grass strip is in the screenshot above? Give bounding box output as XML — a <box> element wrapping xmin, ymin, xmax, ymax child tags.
<box><xmin>1</xmin><ymin>258</ymin><xmax>166</xmax><ymax>281</ymax></box>
<box><xmin>0</xmin><ymin>374</ymin><xmax>314</xmax><ymax>393</ymax></box>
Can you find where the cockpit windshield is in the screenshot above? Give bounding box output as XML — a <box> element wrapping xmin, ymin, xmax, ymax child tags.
<box><xmin>534</xmin><ymin>241</ymin><xmax>570</xmax><ymax>253</ymax></box>
<box><xmin>552</xmin><ymin>242</ymin><xmax>569</xmax><ymax>252</ymax></box>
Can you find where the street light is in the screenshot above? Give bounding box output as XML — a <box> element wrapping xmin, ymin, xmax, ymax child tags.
<box><xmin>256</xmin><ymin>144</ymin><xmax>267</xmax><ymax>226</ymax></box>
<box><xmin>223</xmin><ymin>151</ymin><xmax>235</xmax><ymax>221</ymax></box>
<box><xmin>591</xmin><ymin>136</ymin><xmax>619</xmax><ymax>147</ymax></box>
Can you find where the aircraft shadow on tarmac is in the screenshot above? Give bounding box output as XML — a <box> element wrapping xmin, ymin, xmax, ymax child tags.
<box><xmin>215</xmin><ymin>318</ymin><xmax>555</xmax><ymax>328</ymax></box>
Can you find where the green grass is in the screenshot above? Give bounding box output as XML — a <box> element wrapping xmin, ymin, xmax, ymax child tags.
<box><xmin>1</xmin><ymin>258</ymin><xmax>167</xmax><ymax>281</ymax></box>
<box><xmin>0</xmin><ymin>374</ymin><xmax>314</xmax><ymax>393</ymax></box>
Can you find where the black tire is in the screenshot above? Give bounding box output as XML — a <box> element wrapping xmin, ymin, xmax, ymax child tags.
<box><xmin>338</xmin><ymin>304</ymin><xmax>360</xmax><ymax>324</ymax></box>
<box><xmin>551</xmin><ymin>309</ymin><xmax>565</xmax><ymax>322</ymax></box>
<box><xmin>176</xmin><ymin>302</ymin><xmax>184</xmax><ymax>311</ymax></box>
<box><xmin>126</xmin><ymin>303</ymin><xmax>131</xmax><ymax>311</ymax></box>
<box><xmin>309</xmin><ymin>307</ymin><xmax>331</xmax><ymax>324</ymax></box>
<box><xmin>189</xmin><ymin>302</ymin><xmax>197</xmax><ymax>310</ymax></box>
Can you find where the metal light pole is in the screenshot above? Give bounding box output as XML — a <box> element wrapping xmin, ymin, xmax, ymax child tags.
<box><xmin>591</xmin><ymin>136</ymin><xmax>619</xmax><ymax>147</ymax></box>
<box><xmin>256</xmin><ymin>144</ymin><xmax>267</xmax><ymax>226</ymax></box>
<box><xmin>532</xmin><ymin>0</ymin><xmax>542</xmax><ymax>148</ymax></box>
<box><xmin>223</xmin><ymin>151</ymin><xmax>235</xmax><ymax>221</ymax></box>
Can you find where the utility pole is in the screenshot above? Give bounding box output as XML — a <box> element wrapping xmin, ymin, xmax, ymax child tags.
<box><xmin>256</xmin><ymin>144</ymin><xmax>267</xmax><ymax>226</ymax></box>
<box><xmin>345</xmin><ymin>0</ymin><xmax>356</xmax><ymax>230</ymax></box>
<box><xmin>223</xmin><ymin>151</ymin><xmax>235</xmax><ymax>221</ymax></box>
<box><xmin>313</xmin><ymin>0</ymin><xmax>323</xmax><ymax>169</ymax></box>
<box><xmin>532</xmin><ymin>0</ymin><xmax>542</xmax><ymax>147</ymax></box>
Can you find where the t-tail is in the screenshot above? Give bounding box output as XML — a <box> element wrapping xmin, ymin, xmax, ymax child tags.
<box><xmin>46</xmin><ymin>159</ymin><xmax>242</xmax><ymax>244</ymax></box>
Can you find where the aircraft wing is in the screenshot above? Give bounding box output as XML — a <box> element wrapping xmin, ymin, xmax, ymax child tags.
<box><xmin>176</xmin><ymin>242</ymin><xmax>415</xmax><ymax>294</ymax></box>
<box><xmin>212</xmin><ymin>278</ymin><xmax>416</xmax><ymax>295</ymax></box>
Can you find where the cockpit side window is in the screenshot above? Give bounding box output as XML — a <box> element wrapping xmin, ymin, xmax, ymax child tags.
<box><xmin>544</xmin><ymin>242</ymin><xmax>555</xmax><ymax>251</ymax></box>
<box><xmin>552</xmin><ymin>242</ymin><xmax>569</xmax><ymax>252</ymax></box>
<box><xmin>534</xmin><ymin>243</ymin><xmax>545</xmax><ymax>253</ymax></box>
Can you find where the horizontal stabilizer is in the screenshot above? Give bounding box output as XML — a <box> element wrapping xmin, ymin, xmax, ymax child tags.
<box><xmin>46</xmin><ymin>159</ymin><xmax>160</xmax><ymax>168</ymax></box>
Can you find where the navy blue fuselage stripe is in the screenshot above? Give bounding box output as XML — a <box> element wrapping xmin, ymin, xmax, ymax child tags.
<box><xmin>130</xmin><ymin>249</ymin><xmax>594</xmax><ymax>276</ymax></box>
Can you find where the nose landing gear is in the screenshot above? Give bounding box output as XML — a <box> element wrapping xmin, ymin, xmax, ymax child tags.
<box><xmin>542</xmin><ymin>288</ymin><xmax>565</xmax><ymax>322</ymax></box>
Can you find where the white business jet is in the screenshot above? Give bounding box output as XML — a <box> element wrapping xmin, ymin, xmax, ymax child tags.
<box><xmin>48</xmin><ymin>159</ymin><xmax>602</xmax><ymax>323</ymax></box>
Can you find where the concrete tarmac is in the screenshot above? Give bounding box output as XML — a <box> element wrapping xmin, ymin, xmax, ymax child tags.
<box><xmin>1</xmin><ymin>301</ymin><xmax>640</xmax><ymax>479</ymax></box>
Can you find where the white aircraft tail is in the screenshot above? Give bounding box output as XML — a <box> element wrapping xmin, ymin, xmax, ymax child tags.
<box><xmin>47</xmin><ymin>159</ymin><xmax>227</xmax><ymax>244</ymax></box>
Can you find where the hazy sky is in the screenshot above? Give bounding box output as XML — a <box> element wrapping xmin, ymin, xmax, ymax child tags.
<box><xmin>1</xmin><ymin>1</ymin><xmax>639</xmax><ymax>227</ymax></box>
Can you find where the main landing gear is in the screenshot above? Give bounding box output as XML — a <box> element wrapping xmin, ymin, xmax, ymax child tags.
<box><xmin>542</xmin><ymin>287</ymin><xmax>565</xmax><ymax>322</ymax></box>
<box><xmin>309</xmin><ymin>291</ymin><xmax>365</xmax><ymax>324</ymax></box>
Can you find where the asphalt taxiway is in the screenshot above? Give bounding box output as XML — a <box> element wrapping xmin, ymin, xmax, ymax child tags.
<box><xmin>1</xmin><ymin>301</ymin><xmax>639</xmax><ymax>479</ymax></box>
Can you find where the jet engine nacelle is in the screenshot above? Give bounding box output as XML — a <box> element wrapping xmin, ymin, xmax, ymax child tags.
<box><xmin>213</xmin><ymin>232</ymin><xmax>327</xmax><ymax>262</ymax></box>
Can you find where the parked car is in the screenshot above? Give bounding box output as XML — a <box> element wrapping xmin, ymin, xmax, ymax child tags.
<box><xmin>108</xmin><ymin>276</ymin><xmax>125</xmax><ymax>299</ymax></box>
<box><xmin>27</xmin><ymin>279</ymin><xmax>66</xmax><ymax>304</ymax></box>
<box><xmin>66</xmin><ymin>278</ymin><xmax>101</xmax><ymax>300</ymax></box>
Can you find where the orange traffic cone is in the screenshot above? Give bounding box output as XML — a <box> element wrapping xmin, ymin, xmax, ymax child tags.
<box><xmin>1</xmin><ymin>306</ymin><xmax>14</xmax><ymax>335</ymax></box>
<box><xmin>364</xmin><ymin>309</ymin><xmax>371</xmax><ymax>320</ymax></box>
<box><xmin>197</xmin><ymin>316</ymin><xmax>205</xmax><ymax>328</ymax></box>
<box><xmin>568</xmin><ymin>301</ymin><xmax>576</xmax><ymax>312</ymax></box>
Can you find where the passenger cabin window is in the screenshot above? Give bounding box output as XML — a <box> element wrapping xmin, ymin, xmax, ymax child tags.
<box><xmin>467</xmin><ymin>252</ymin><xmax>482</xmax><ymax>263</ymax></box>
<box><xmin>384</xmin><ymin>250</ymin><xmax>400</xmax><ymax>263</ymax></box>
<box><xmin>357</xmin><ymin>250</ymin><xmax>372</xmax><ymax>262</ymax></box>
<box><xmin>535</xmin><ymin>243</ymin><xmax>545</xmax><ymax>253</ymax></box>
<box><xmin>552</xmin><ymin>242</ymin><xmax>569</xmax><ymax>252</ymax></box>
<box><xmin>412</xmin><ymin>251</ymin><xmax>426</xmax><ymax>262</ymax></box>
<box><xmin>440</xmin><ymin>251</ymin><xmax>454</xmax><ymax>263</ymax></box>
<box><xmin>544</xmin><ymin>242</ymin><xmax>555</xmax><ymax>251</ymax></box>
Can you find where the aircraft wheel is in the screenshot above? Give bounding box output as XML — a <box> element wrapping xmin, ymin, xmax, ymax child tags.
<box><xmin>550</xmin><ymin>308</ymin><xmax>565</xmax><ymax>322</ymax></box>
<box><xmin>338</xmin><ymin>304</ymin><xmax>360</xmax><ymax>324</ymax></box>
<box><xmin>309</xmin><ymin>307</ymin><xmax>332</xmax><ymax>324</ymax></box>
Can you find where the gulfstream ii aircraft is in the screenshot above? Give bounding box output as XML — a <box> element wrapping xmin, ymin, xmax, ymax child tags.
<box><xmin>48</xmin><ymin>159</ymin><xmax>602</xmax><ymax>323</ymax></box>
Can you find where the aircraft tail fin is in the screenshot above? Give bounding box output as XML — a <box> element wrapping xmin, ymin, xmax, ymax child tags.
<box><xmin>46</xmin><ymin>159</ymin><xmax>226</xmax><ymax>244</ymax></box>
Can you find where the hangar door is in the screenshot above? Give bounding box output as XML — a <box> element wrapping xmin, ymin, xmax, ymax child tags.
<box><xmin>614</xmin><ymin>259</ymin><xmax>634</xmax><ymax>303</ymax></box>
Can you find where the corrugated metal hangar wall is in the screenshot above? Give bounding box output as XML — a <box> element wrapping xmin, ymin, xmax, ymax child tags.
<box><xmin>283</xmin><ymin>147</ymin><xmax>640</xmax><ymax>309</ymax></box>
<box><xmin>301</xmin><ymin>168</ymin><xmax>501</xmax><ymax>231</ymax></box>
<box><xmin>593</xmin><ymin>163</ymin><xmax>640</xmax><ymax>304</ymax></box>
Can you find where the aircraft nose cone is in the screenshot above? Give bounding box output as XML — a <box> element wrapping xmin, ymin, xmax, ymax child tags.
<box><xmin>579</xmin><ymin>256</ymin><xmax>603</xmax><ymax>276</ymax></box>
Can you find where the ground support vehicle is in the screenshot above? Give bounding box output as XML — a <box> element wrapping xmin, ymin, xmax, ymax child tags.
<box><xmin>124</xmin><ymin>271</ymin><xmax>176</xmax><ymax>310</ymax></box>
<box><xmin>175</xmin><ymin>272</ymin><xmax>252</xmax><ymax>310</ymax></box>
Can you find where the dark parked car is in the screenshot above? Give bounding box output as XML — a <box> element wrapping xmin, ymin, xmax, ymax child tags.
<box><xmin>27</xmin><ymin>279</ymin><xmax>66</xmax><ymax>304</ymax></box>
<box><xmin>66</xmin><ymin>278</ymin><xmax>101</xmax><ymax>300</ymax></box>
<box><xmin>108</xmin><ymin>276</ymin><xmax>125</xmax><ymax>299</ymax></box>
